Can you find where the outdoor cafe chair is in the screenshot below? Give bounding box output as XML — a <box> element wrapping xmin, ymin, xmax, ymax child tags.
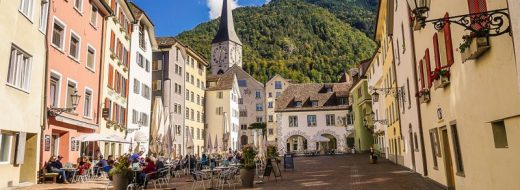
<box><xmin>191</xmin><ymin>172</ymin><xmax>207</xmax><ymax>190</ymax></box>
<box><xmin>143</xmin><ymin>171</ymin><xmax>160</xmax><ymax>189</ymax></box>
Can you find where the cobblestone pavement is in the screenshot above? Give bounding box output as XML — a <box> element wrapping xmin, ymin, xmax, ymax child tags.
<box><xmin>18</xmin><ymin>154</ymin><xmax>442</xmax><ymax>190</ymax></box>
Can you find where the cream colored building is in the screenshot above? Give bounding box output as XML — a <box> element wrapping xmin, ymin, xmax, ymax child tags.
<box><xmin>265</xmin><ymin>74</ymin><xmax>290</xmax><ymax>143</ymax></box>
<box><xmin>205</xmin><ymin>71</ymin><xmax>241</xmax><ymax>151</ymax></box>
<box><xmin>98</xmin><ymin>0</ymin><xmax>134</xmax><ymax>157</ymax></box>
<box><xmin>0</xmin><ymin>0</ymin><xmax>47</xmax><ymax>187</ymax></box>
<box><xmin>410</xmin><ymin>0</ymin><xmax>520</xmax><ymax>189</ymax></box>
<box><xmin>508</xmin><ymin>0</ymin><xmax>520</xmax><ymax>92</ymax></box>
<box><xmin>184</xmin><ymin>47</ymin><xmax>208</xmax><ymax>156</ymax></box>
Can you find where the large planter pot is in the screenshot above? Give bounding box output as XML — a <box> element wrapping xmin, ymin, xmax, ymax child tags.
<box><xmin>112</xmin><ymin>173</ymin><xmax>129</xmax><ymax>190</ymax></box>
<box><xmin>240</xmin><ymin>168</ymin><xmax>255</xmax><ymax>188</ymax></box>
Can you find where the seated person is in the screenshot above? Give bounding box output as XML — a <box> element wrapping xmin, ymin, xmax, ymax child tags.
<box><xmin>96</xmin><ymin>155</ymin><xmax>108</xmax><ymax>175</ymax></box>
<box><xmin>200</xmin><ymin>154</ymin><xmax>208</xmax><ymax>168</ymax></box>
<box><xmin>155</xmin><ymin>157</ymin><xmax>165</xmax><ymax>171</ymax></box>
<box><xmin>77</xmin><ymin>156</ymin><xmax>91</xmax><ymax>176</ymax></box>
<box><xmin>104</xmin><ymin>155</ymin><xmax>114</xmax><ymax>172</ymax></box>
<box><xmin>46</xmin><ymin>156</ymin><xmax>69</xmax><ymax>183</ymax></box>
<box><xmin>137</xmin><ymin>157</ymin><xmax>156</xmax><ymax>188</ymax></box>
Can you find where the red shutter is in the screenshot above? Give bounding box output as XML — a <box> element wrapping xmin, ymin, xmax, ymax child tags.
<box><xmin>110</xmin><ymin>31</ymin><xmax>115</xmax><ymax>52</ymax></box>
<box><xmin>111</xmin><ymin>0</ymin><xmax>116</xmax><ymax>11</ymax></box>
<box><xmin>117</xmin><ymin>41</ymin><xmax>122</xmax><ymax>59</ymax></box>
<box><xmin>419</xmin><ymin>60</ymin><xmax>425</xmax><ymax>89</ymax></box>
<box><xmin>125</xmin><ymin>49</ymin><xmax>130</xmax><ymax>67</ymax></box>
<box><xmin>425</xmin><ymin>49</ymin><xmax>433</xmax><ymax>88</ymax></box>
<box><xmin>125</xmin><ymin>78</ymin><xmax>129</xmax><ymax>98</ymax></box>
<box><xmin>108</xmin><ymin>65</ymin><xmax>114</xmax><ymax>88</ymax></box>
<box><xmin>433</xmin><ymin>33</ymin><xmax>441</xmax><ymax>69</ymax></box>
<box><xmin>104</xmin><ymin>98</ymin><xmax>109</xmax><ymax>109</ymax></box>
<box><xmin>443</xmin><ymin>13</ymin><xmax>454</xmax><ymax>66</ymax></box>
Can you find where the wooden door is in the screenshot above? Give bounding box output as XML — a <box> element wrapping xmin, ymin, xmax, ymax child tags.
<box><xmin>441</xmin><ymin>129</ymin><xmax>456</xmax><ymax>190</ymax></box>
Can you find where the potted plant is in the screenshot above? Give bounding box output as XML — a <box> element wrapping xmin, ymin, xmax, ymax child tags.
<box><xmin>240</xmin><ymin>144</ymin><xmax>257</xmax><ymax>188</ymax></box>
<box><xmin>431</xmin><ymin>68</ymin><xmax>451</xmax><ymax>89</ymax></box>
<box><xmin>460</xmin><ymin>30</ymin><xmax>490</xmax><ymax>62</ymax></box>
<box><xmin>109</xmin><ymin>154</ymin><xmax>132</xmax><ymax>190</ymax></box>
<box><xmin>416</xmin><ymin>89</ymin><xmax>431</xmax><ymax>104</ymax></box>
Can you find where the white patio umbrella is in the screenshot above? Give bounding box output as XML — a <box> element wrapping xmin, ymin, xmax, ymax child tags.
<box><xmin>150</xmin><ymin>98</ymin><xmax>165</xmax><ymax>155</ymax></box>
<box><xmin>214</xmin><ymin>134</ymin><xmax>219</xmax><ymax>154</ymax></box>
<box><xmin>206</xmin><ymin>133</ymin><xmax>213</xmax><ymax>154</ymax></box>
<box><xmin>186</xmin><ymin>129</ymin><xmax>194</xmax><ymax>174</ymax></box>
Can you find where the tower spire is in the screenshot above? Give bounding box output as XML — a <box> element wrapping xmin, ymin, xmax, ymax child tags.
<box><xmin>212</xmin><ymin>0</ymin><xmax>242</xmax><ymax>45</ymax></box>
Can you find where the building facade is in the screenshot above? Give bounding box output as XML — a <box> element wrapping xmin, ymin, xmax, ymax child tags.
<box><xmin>349</xmin><ymin>62</ymin><xmax>374</xmax><ymax>152</ymax></box>
<box><xmin>126</xmin><ymin>2</ymin><xmax>156</xmax><ymax>155</ymax></box>
<box><xmin>265</xmin><ymin>75</ymin><xmax>290</xmax><ymax>143</ymax></box>
<box><xmin>410</xmin><ymin>0</ymin><xmax>520</xmax><ymax>189</ymax></box>
<box><xmin>0</xmin><ymin>0</ymin><xmax>48</xmax><ymax>187</ymax></box>
<box><xmin>275</xmin><ymin>83</ymin><xmax>351</xmax><ymax>155</ymax></box>
<box><xmin>98</xmin><ymin>0</ymin><xmax>134</xmax><ymax>157</ymax></box>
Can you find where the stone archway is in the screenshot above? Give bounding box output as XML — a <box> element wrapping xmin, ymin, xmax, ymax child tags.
<box><xmin>313</xmin><ymin>129</ymin><xmax>346</xmax><ymax>152</ymax></box>
<box><xmin>278</xmin><ymin>130</ymin><xmax>312</xmax><ymax>154</ymax></box>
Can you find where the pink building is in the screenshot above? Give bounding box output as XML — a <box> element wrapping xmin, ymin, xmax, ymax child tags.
<box><xmin>42</xmin><ymin>0</ymin><xmax>111</xmax><ymax>165</ymax></box>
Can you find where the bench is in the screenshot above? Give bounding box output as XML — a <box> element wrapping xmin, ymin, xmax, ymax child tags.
<box><xmin>42</xmin><ymin>169</ymin><xmax>59</xmax><ymax>184</ymax></box>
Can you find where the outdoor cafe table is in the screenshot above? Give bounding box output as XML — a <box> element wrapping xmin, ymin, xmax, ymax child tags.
<box><xmin>131</xmin><ymin>168</ymin><xmax>143</xmax><ymax>186</ymax></box>
<box><xmin>61</xmin><ymin>168</ymin><xmax>78</xmax><ymax>183</ymax></box>
<box><xmin>201</xmin><ymin>168</ymin><xmax>222</xmax><ymax>189</ymax></box>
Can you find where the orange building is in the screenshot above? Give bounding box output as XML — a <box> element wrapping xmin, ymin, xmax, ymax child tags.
<box><xmin>42</xmin><ymin>0</ymin><xmax>111</xmax><ymax>164</ymax></box>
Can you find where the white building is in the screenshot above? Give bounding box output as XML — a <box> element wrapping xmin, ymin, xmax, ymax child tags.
<box><xmin>126</xmin><ymin>3</ymin><xmax>157</xmax><ymax>154</ymax></box>
<box><xmin>205</xmin><ymin>71</ymin><xmax>241</xmax><ymax>151</ymax></box>
<box><xmin>275</xmin><ymin>83</ymin><xmax>352</xmax><ymax>154</ymax></box>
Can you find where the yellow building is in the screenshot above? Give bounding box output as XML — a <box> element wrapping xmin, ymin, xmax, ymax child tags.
<box><xmin>409</xmin><ymin>0</ymin><xmax>520</xmax><ymax>189</ymax></box>
<box><xmin>183</xmin><ymin>48</ymin><xmax>208</xmax><ymax>157</ymax></box>
<box><xmin>0</xmin><ymin>0</ymin><xmax>47</xmax><ymax>187</ymax></box>
<box><xmin>265</xmin><ymin>74</ymin><xmax>290</xmax><ymax>143</ymax></box>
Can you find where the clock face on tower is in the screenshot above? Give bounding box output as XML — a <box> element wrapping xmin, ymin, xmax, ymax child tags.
<box><xmin>213</xmin><ymin>45</ymin><xmax>226</xmax><ymax>64</ymax></box>
<box><xmin>230</xmin><ymin>46</ymin><xmax>237</xmax><ymax>64</ymax></box>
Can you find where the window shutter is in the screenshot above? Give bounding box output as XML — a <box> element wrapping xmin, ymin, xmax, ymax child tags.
<box><xmin>111</xmin><ymin>0</ymin><xmax>116</xmax><ymax>11</ymax></box>
<box><xmin>419</xmin><ymin>60</ymin><xmax>425</xmax><ymax>89</ymax></box>
<box><xmin>110</xmin><ymin>31</ymin><xmax>115</xmax><ymax>52</ymax></box>
<box><xmin>443</xmin><ymin>13</ymin><xmax>454</xmax><ymax>66</ymax></box>
<box><xmin>125</xmin><ymin>78</ymin><xmax>129</xmax><ymax>98</ymax></box>
<box><xmin>108</xmin><ymin>64</ymin><xmax>114</xmax><ymax>88</ymax></box>
<box><xmin>425</xmin><ymin>49</ymin><xmax>433</xmax><ymax>88</ymax></box>
<box><xmin>433</xmin><ymin>33</ymin><xmax>441</xmax><ymax>69</ymax></box>
<box><xmin>15</xmin><ymin>132</ymin><xmax>27</xmax><ymax>165</ymax></box>
<box><xmin>112</xmin><ymin>103</ymin><xmax>116</xmax><ymax>121</ymax></box>
<box><xmin>126</xmin><ymin>49</ymin><xmax>130</xmax><ymax>67</ymax></box>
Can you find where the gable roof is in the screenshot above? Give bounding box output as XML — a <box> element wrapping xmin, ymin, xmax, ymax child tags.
<box><xmin>206</xmin><ymin>71</ymin><xmax>236</xmax><ymax>91</ymax></box>
<box><xmin>276</xmin><ymin>83</ymin><xmax>351</xmax><ymax>112</ymax></box>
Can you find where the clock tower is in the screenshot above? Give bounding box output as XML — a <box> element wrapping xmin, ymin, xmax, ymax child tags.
<box><xmin>211</xmin><ymin>0</ymin><xmax>243</xmax><ymax>75</ymax></box>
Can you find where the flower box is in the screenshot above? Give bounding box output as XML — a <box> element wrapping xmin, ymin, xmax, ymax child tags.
<box><xmin>117</xmin><ymin>61</ymin><xmax>123</xmax><ymax>66</ymax></box>
<box><xmin>461</xmin><ymin>36</ymin><xmax>490</xmax><ymax>63</ymax></box>
<box><xmin>110</xmin><ymin>53</ymin><xmax>116</xmax><ymax>60</ymax></box>
<box><xmin>123</xmin><ymin>67</ymin><xmax>128</xmax><ymax>72</ymax></box>
<box><xmin>434</xmin><ymin>75</ymin><xmax>450</xmax><ymax>89</ymax></box>
<box><xmin>416</xmin><ymin>89</ymin><xmax>431</xmax><ymax>104</ymax></box>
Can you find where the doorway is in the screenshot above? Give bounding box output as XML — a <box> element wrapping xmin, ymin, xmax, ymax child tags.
<box><xmin>51</xmin><ymin>134</ymin><xmax>59</xmax><ymax>157</ymax></box>
<box><xmin>441</xmin><ymin>128</ymin><xmax>456</xmax><ymax>190</ymax></box>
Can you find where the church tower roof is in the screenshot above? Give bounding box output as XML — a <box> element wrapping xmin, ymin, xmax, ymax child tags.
<box><xmin>211</xmin><ymin>0</ymin><xmax>242</xmax><ymax>45</ymax></box>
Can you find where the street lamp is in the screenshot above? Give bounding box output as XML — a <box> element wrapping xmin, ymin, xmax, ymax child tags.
<box><xmin>371</xmin><ymin>111</ymin><xmax>387</xmax><ymax>125</ymax></box>
<box><xmin>406</xmin><ymin>0</ymin><xmax>431</xmax><ymax>27</ymax></box>
<box><xmin>407</xmin><ymin>0</ymin><xmax>511</xmax><ymax>37</ymax></box>
<box><xmin>48</xmin><ymin>89</ymin><xmax>81</xmax><ymax>117</ymax></box>
<box><xmin>369</xmin><ymin>86</ymin><xmax>405</xmax><ymax>105</ymax></box>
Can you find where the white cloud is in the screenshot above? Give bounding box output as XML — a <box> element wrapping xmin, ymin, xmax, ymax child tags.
<box><xmin>207</xmin><ymin>0</ymin><xmax>239</xmax><ymax>19</ymax></box>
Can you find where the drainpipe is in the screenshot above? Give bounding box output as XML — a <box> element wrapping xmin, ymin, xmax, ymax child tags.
<box><xmin>409</xmin><ymin>17</ymin><xmax>429</xmax><ymax>177</ymax></box>
<box><xmin>40</xmin><ymin>0</ymin><xmax>53</xmax><ymax>169</ymax></box>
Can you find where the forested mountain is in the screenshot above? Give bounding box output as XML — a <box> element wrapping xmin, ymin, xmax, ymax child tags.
<box><xmin>177</xmin><ymin>0</ymin><xmax>377</xmax><ymax>83</ymax></box>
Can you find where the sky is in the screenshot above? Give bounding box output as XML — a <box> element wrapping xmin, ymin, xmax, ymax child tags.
<box><xmin>132</xmin><ymin>0</ymin><xmax>269</xmax><ymax>37</ymax></box>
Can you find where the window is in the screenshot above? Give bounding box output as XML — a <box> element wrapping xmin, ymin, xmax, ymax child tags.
<box><xmin>239</xmin><ymin>110</ymin><xmax>247</xmax><ymax>117</ymax></box>
<box><xmin>69</xmin><ymin>32</ymin><xmax>81</xmax><ymax>60</ymax></box>
<box><xmin>65</xmin><ymin>80</ymin><xmax>77</xmax><ymax>110</ymax></box>
<box><xmin>185</xmin><ymin>108</ymin><xmax>190</xmax><ymax>119</ymax></box>
<box><xmin>145</xmin><ymin>60</ymin><xmax>150</xmax><ymax>72</ymax></box>
<box><xmin>217</xmin><ymin>92</ymin><xmax>223</xmax><ymax>99</ymax></box>
<box><xmin>269</xmin><ymin>129</ymin><xmax>274</xmax><ymax>135</ymax></box>
<box><xmin>256</xmin><ymin>117</ymin><xmax>263</xmax><ymax>123</ymax></box>
<box><xmin>139</xmin><ymin>24</ymin><xmax>146</xmax><ymax>50</ymax></box>
<box><xmin>451</xmin><ymin>124</ymin><xmax>464</xmax><ymax>175</ymax></box>
<box><xmin>268</xmin><ymin>115</ymin><xmax>273</xmax><ymax>122</ymax></box>
<box><xmin>86</xmin><ymin>46</ymin><xmax>95</xmax><ymax>70</ymax></box>
<box><xmin>275</xmin><ymin>92</ymin><xmax>281</xmax><ymax>98</ymax></box>
<box><xmin>152</xmin><ymin>80</ymin><xmax>161</xmax><ymax>91</ymax></box>
<box><xmin>90</xmin><ymin>5</ymin><xmax>98</xmax><ymax>26</ymax></box>
<box><xmin>191</xmin><ymin>92</ymin><xmax>194</xmax><ymax>102</ymax></box>
<box><xmin>294</xmin><ymin>101</ymin><xmax>302</xmax><ymax>107</ymax></box>
<box><xmin>191</xmin><ymin>109</ymin><xmax>194</xmax><ymax>121</ymax></box>
<box><xmin>268</xmin><ymin>92</ymin><xmax>272</xmax><ymax>98</ymax></box>
<box><xmin>133</xmin><ymin>79</ymin><xmax>140</xmax><ymax>94</ymax></box>
<box><xmin>326</xmin><ymin>114</ymin><xmax>335</xmax><ymax>126</ymax></box>
<box><xmin>197</xmin><ymin>111</ymin><xmax>200</xmax><ymax>122</ymax></box>
<box><xmin>338</xmin><ymin>97</ymin><xmax>347</xmax><ymax>105</ymax></box>
<box><xmin>7</xmin><ymin>46</ymin><xmax>33</xmax><ymax>91</ymax></box>
<box><xmin>74</xmin><ymin>0</ymin><xmax>83</xmax><ymax>12</ymax></box>
<box><xmin>256</xmin><ymin>104</ymin><xmax>263</xmax><ymax>111</ymax></box>
<box><xmin>141</xmin><ymin>113</ymin><xmax>149</xmax><ymax>126</ymax></box>
<box><xmin>19</xmin><ymin>0</ymin><xmax>34</xmax><ymax>18</ymax></box>
<box><xmin>255</xmin><ymin>90</ymin><xmax>261</xmax><ymax>99</ymax></box>
<box><xmin>238</xmin><ymin>98</ymin><xmax>243</xmax><ymax>104</ymax></box>
<box><xmin>492</xmin><ymin>121</ymin><xmax>508</xmax><ymax>148</ymax></box>
<box><xmin>83</xmin><ymin>89</ymin><xmax>93</xmax><ymax>117</ymax></box>
<box><xmin>307</xmin><ymin>115</ymin><xmax>317</xmax><ymax>127</ymax></box>
<box><xmin>52</xmin><ymin>18</ymin><xmax>66</xmax><ymax>50</ymax></box>
<box><xmin>238</xmin><ymin>80</ymin><xmax>247</xmax><ymax>87</ymax></box>
<box><xmin>429</xmin><ymin>129</ymin><xmax>440</xmax><ymax>169</ymax></box>
<box><xmin>268</xmin><ymin>102</ymin><xmax>273</xmax><ymax>108</ymax></box>
<box><xmin>240</xmin><ymin>124</ymin><xmax>248</xmax><ymax>130</ymax></box>
<box><xmin>289</xmin><ymin>116</ymin><xmax>298</xmax><ymax>127</ymax></box>
<box><xmin>197</xmin><ymin>95</ymin><xmax>201</xmax><ymax>105</ymax></box>
<box><xmin>142</xmin><ymin>84</ymin><xmax>150</xmax><ymax>99</ymax></box>
<box><xmin>152</xmin><ymin>60</ymin><xmax>162</xmax><ymax>71</ymax></box>
<box><xmin>0</xmin><ymin>133</ymin><xmax>13</xmax><ymax>163</ymax></box>
<box><xmin>190</xmin><ymin>75</ymin><xmax>194</xmax><ymax>85</ymax></box>
<box><xmin>185</xmin><ymin>72</ymin><xmax>189</xmax><ymax>81</ymax></box>
<box><xmin>414</xmin><ymin>132</ymin><xmax>419</xmax><ymax>151</ymax></box>
<box><xmin>197</xmin><ymin>129</ymin><xmax>200</xmax><ymax>140</ymax></box>
<box><xmin>39</xmin><ymin>0</ymin><xmax>49</xmax><ymax>32</ymax></box>
<box><xmin>216</xmin><ymin>107</ymin><xmax>223</xmax><ymax>115</ymax></box>
<box><xmin>311</xmin><ymin>101</ymin><xmax>318</xmax><ymax>107</ymax></box>
<box><xmin>275</xmin><ymin>81</ymin><xmax>282</xmax><ymax>89</ymax></box>
<box><xmin>49</xmin><ymin>74</ymin><xmax>60</xmax><ymax>107</ymax></box>
<box><xmin>132</xmin><ymin>109</ymin><xmax>138</xmax><ymax>124</ymax></box>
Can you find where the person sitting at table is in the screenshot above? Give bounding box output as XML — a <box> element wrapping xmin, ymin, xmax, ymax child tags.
<box><xmin>96</xmin><ymin>155</ymin><xmax>108</xmax><ymax>176</ymax></box>
<box><xmin>137</xmin><ymin>157</ymin><xmax>156</xmax><ymax>188</ymax></box>
<box><xmin>155</xmin><ymin>157</ymin><xmax>165</xmax><ymax>171</ymax></box>
<box><xmin>199</xmin><ymin>154</ymin><xmax>208</xmax><ymax>168</ymax></box>
<box><xmin>46</xmin><ymin>156</ymin><xmax>69</xmax><ymax>183</ymax></box>
<box><xmin>77</xmin><ymin>156</ymin><xmax>91</xmax><ymax>176</ymax></box>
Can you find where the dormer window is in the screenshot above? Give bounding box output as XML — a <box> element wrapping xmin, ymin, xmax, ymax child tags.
<box><xmin>311</xmin><ymin>100</ymin><xmax>318</xmax><ymax>107</ymax></box>
<box><xmin>326</xmin><ymin>87</ymin><xmax>333</xmax><ymax>93</ymax></box>
<box><xmin>338</xmin><ymin>97</ymin><xmax>347</xmax><ymax>105</ymax></box>
<box><xmin>294</xmin><ymin>101</ymin><xmax>302</xmax><ymax>107</ymax></box>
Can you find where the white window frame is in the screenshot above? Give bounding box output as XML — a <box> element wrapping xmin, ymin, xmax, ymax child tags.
<box><xmin>69</xmin><ymin>30</ymin><xmax>81</xmax><ymax>62</ymax></box>
<box><xmin>133</xmin><ymin>79</ymin><xmax>140</xmax><ymax>94</ymax></box>
<box><xmin>19</xmin><ymin>0</ymin><xmax>35</xmax><ymax>21</ymax></box>
<box><xmin>90</xmin><ymin>4</ymin><xmax>98</xmax><ymax>28</ymax></box>
<box><xmin>73</xmin><ymin>0</ymin><xmax>83</xmax><ymax>14</ymax></box>
<box><xmin>0</xmin><ymin>133</ymin><xmax>13</xmax><ymax>164</ymax></box>
<box><xmin>65</xmin><ymin>78</ymin><xmax>78</xmax><ymax>110</ymax></box>
<box><xmin>49</xmin><ymin>70</ymin><xmax>62</xmax><ymax>107</ymax></box>
<box><xmin>7</xmin><ymin>45</ymin><xmax>33</xmax><ymax>93</ymax></box>
<box><xmin>86</xmin><ymin>44</ymin><xmax>96</xmax><ymax>72</ymax></box>
<box><xmin>83</xmin><ymin>87</ymin><xmax>93</xmax><ymax>119</ymax></box>
<box><xmin>39</xmin><ymin>0</ymin><xmax>49</xmax><ymax>33</ymax></box>
<box><xmin>51</xmin><ymin>17</ymin><xmax>67</xmax><ymax>51</ymax></box>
